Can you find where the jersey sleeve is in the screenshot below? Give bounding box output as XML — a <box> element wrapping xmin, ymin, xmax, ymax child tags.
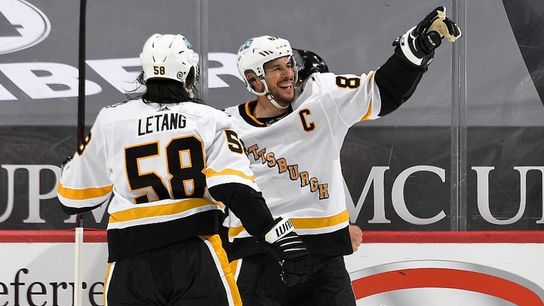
<box><xmin>315</xmin><ymin>72</ymin><xmax>382</xmax><ymax>127</ymax></box>
<box><xmin>57</xmin><ymin>109</ymin><xmax>113</xmax><ymax>213</ymax></box>
<box><xmin>204</xmin><ymin>115</ymin><xmax>259</xmax><ymax>192</ymax></box>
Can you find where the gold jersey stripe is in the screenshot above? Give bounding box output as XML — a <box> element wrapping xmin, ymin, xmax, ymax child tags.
<box><xmin>360</xmin><ymin>71</ymin><xmax>376</xmax><ymax>122</ymax></box>
<box><xmin>205</xmin><ymin>168</ymin><xmax>255</xmax><ymax>182</ymax></box>
<box><xmin>228</xmin><ymin>210</ymin><xmax>350</xmax><ymax>237</ymax></box>
<box><xmin>291</xmin><ymin>210</ymin><xmax>350</xmax><ymax>228</ymax></box>
<box><xmin>228</xmin><ymin>225</ymin><xmax>246</xmax><ymax>238</ymax></box>
<box><xmin>229</xmin><ymin>259</ymin><xmax>240</xmax><ymax>280</ymax></box>
<box><xmin>104</xmin><ymin>263</ymin><xmax>114</xmax><ymax>306</ymax></box>
<box><xmin>109</xmin><ymin>198</ymin><xmax>219</xmax><ymax>223</ymax></box>
<box><xmin>360</xmin><ymin>99</ymin><xmax>373</xmax><ymax>121</ymax></box>
<box><xmin>244</xmin><ymin>101</ymin><xmax>265</xmax><ymax>125</ymax></box>
<box><xmin>203</xmin><ymin>235</ymin><xmax>242</xmax><ymax>306</ymax></box>
<box><xmin>57</xmin><ymin>182</ymin><xmax>113</xmax><ymax>200</ymax></box>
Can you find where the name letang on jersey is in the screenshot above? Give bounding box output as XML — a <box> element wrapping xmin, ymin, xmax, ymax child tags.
<box><xmin>138</xmin><ymin>112</ymin><xmax>186</xmax><ymax>136</ymax></box>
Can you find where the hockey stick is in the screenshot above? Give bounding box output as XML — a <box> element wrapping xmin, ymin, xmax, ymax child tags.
<box><xmin>74</xmin><ymin>0</ymin><xmax>87</xmax><ymax>305</ymax></box>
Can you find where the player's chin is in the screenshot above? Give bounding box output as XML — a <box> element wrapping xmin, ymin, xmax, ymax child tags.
<box><xmin>277</xmin><ymin>88</ymin><xmax>295</xmax><ymax>103</ymax></box>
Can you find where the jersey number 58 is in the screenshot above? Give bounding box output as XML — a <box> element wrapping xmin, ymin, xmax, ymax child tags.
<box><xmin>124</xmin><ymin>136</ymin><xmax>205</xmax><ymax>203</ymax></box>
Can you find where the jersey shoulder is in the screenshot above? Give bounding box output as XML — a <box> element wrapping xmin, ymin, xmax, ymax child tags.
<box><xmin>181</xmin><ymin>102</ymin><xmax>230</xmax><ymax>121</ymax></box>
<box><xmin>177</xmin><ymin>102</ymin><xmax>236</xmax><ymax>133</ymax></box>
<box><xmin>293</xmin><ymin>73</ymin><xmax>334</xmax><ymax>108</ymax></box>
<box><xmin>298</xmin><ymin>72</ymin><xmax>337</xmax><ymax>97</ymax></box>
<box><xmin>95</xmin><ymin>99</ymin><xmax>144</xmax><ymax>125</ymax></box>
<box><xmin>224</xmin><ymin>104</ymin><xmax>243</xmax><ymax>119</ymax></box>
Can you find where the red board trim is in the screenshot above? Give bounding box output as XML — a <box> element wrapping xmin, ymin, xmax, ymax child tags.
<box><xmin>0</xmin><ymin>230</ymin><xmax>542</xmax><ymax>243</ymax></box>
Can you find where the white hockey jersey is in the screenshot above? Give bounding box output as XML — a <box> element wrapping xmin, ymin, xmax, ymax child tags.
<box><xmin>57</xmin><ymin>99</ymin><xmax>258</xmax><ymax>261</ymax></box>
<box><xmin>224</xmin><ymin>72</ymin><xmax>381</xmax><ymax>250</ymax></box>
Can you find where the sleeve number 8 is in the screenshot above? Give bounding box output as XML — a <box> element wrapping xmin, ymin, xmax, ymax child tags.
<box><xmin>336</xmin><ymin>76</ymin><xmax>361</xmax><ymax>89</ymax></box>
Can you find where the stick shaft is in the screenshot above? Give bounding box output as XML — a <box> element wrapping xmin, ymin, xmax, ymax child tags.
<box><xmin>74</xmin><ymin>227</ymin><xmax>84</xmax><ymax>306</ymax></box>
<box><xmin>74</xmin><ymin>0</ymin><xmax>87</xmax><ymax>305</ymax></box>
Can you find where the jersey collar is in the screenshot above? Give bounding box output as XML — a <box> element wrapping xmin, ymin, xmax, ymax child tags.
<box><xmin>238</xmin><ymin>100</ymin><xmax>293</xmax><ymax>127</ymax></box>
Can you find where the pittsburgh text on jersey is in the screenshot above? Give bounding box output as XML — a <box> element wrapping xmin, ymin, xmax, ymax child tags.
<box><xmin>246</xmin><ymin>143</ymin><xmax>329</xmax><ymax>200</ymax></box>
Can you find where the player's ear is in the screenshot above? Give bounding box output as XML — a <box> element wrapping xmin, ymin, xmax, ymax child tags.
<box><xmin>245</xmin><ymin>71</ymin><xmax>264</xmax><ymax>93</ymax></box>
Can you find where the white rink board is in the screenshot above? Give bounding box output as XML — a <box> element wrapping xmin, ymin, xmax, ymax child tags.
<box><xmin>0</xmin><ymin>243</ymin><xmax>107</xmax><ymax>306</ymax></box>
<box><xmin>346</xmin><ymin>243</ymin><xmax>544</xmax><ymax>306</ymax></box>
<box><xmin>0</xmin><ymin>242</ymin><xmax>543</xmax><ymax>305</ymax></box>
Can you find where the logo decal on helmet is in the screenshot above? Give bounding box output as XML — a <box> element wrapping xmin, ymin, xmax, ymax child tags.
<box><xmin>239</xmin><ymin>39</ymin><xmax>255</xmax><ymax>52</ymax></box>
<box><xmin>183</xmin><ymin>38</ymin><xmax>194</xmax><ymax>50</ymax></box>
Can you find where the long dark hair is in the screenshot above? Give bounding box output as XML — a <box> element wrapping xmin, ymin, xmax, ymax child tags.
<box><xmin>131</xmin><ymin>67</ymin><xmax>205</xmax><ymax>105</ymax></box>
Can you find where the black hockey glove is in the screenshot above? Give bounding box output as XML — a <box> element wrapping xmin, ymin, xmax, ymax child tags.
<box><xmin>393</xmin><ymin>6</ymin><xmax>462</xmax><ymax>67</ymax></box>
<box><xmin>263</xmin><ymin>217</ymin><xmax>311</xmax><ymax>287</ymax></box>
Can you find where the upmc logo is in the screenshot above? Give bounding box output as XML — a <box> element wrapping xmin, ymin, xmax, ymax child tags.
<box><xmin>0</xmin><ymin>0</ymin><xmax>50</xmax><ymax>55</ymax></box>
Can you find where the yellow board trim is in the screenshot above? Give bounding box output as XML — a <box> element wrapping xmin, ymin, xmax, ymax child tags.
<box><xmin>228</xmin><ymin>210</ymin><xmax>350</xmax><ymax>237</ymax></box>
<box><xmin>205</xmin><ymin>168</ymin><xmax>255</xmax><ymax>182</ymax></box>
<box><xmin>109</xmin><ymin>198</ymin><xmax>219</xmax><ymax>223</ymax></box>
<box><xmin>57</xmin><ymin>182</ymin><xmax>113</xmax><ymax>200</ymax></box>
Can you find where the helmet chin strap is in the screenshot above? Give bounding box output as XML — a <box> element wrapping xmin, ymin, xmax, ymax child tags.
<box><xmin>266</xmin><ymin>93</ymin><xmax>290</xmax><ymax>110</ymax></box>
<box><xmin>247</xmin><ymin>76</ymin><xmax>290</xmax><ymax>110</ymax></box>
<box><xmin>259</xmin><ymin>78</ymin><xmax>289</xmax><ymax>110</ymax></box>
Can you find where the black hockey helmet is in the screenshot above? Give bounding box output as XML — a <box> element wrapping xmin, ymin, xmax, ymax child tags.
<box><xmin>293</xmin><ymin>48</ymin><xmax>329</xmax><ymax>86</ymax></box>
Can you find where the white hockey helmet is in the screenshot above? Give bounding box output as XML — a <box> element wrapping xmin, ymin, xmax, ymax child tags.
<box><xmin>140</xmin><ymin>34</ymin><xmax>199</xmax><ymax>87</ymax></box>
<box><xmin>237</xmin><ymin>35</ymin><xmax>297</xmax><ymax>104</ymax></box>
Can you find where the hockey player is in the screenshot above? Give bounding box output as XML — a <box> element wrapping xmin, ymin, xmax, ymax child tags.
<box><xmin>56</xmin><ymin>33</ymin><xmax>311</xmax><ymax>306</ymax></box>
<box><xmin>292</xmin><ymin>48</ymin><xmax>365</xmax><ymax>253</ymax></box>
<box><xmin>223</xmin><ymin>7</ymin><xmax>461</xmax><ymax>306</ymax></box>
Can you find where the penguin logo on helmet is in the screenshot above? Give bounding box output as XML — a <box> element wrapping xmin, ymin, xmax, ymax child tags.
<box><xmin>239</xmin><ymin>38</ymin><xmax>254</xmax><ymax>52</ymax></box>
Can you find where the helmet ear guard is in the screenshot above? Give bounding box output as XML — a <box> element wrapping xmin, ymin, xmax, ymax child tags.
<box><xmin>243</xmin><ymin>69</ymin><xmax>268</xmax><ymax>96</ymax></box>
<box><xmin>140</xmin><ymin>33</ymin><xmax>200</xmax><ymax>94</ymax></box>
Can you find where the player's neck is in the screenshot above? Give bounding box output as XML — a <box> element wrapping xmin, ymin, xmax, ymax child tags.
<box><xmin>254</xmin><ymin>96</ymin><xmax>289</xmax><ymax>118</ymax></box>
